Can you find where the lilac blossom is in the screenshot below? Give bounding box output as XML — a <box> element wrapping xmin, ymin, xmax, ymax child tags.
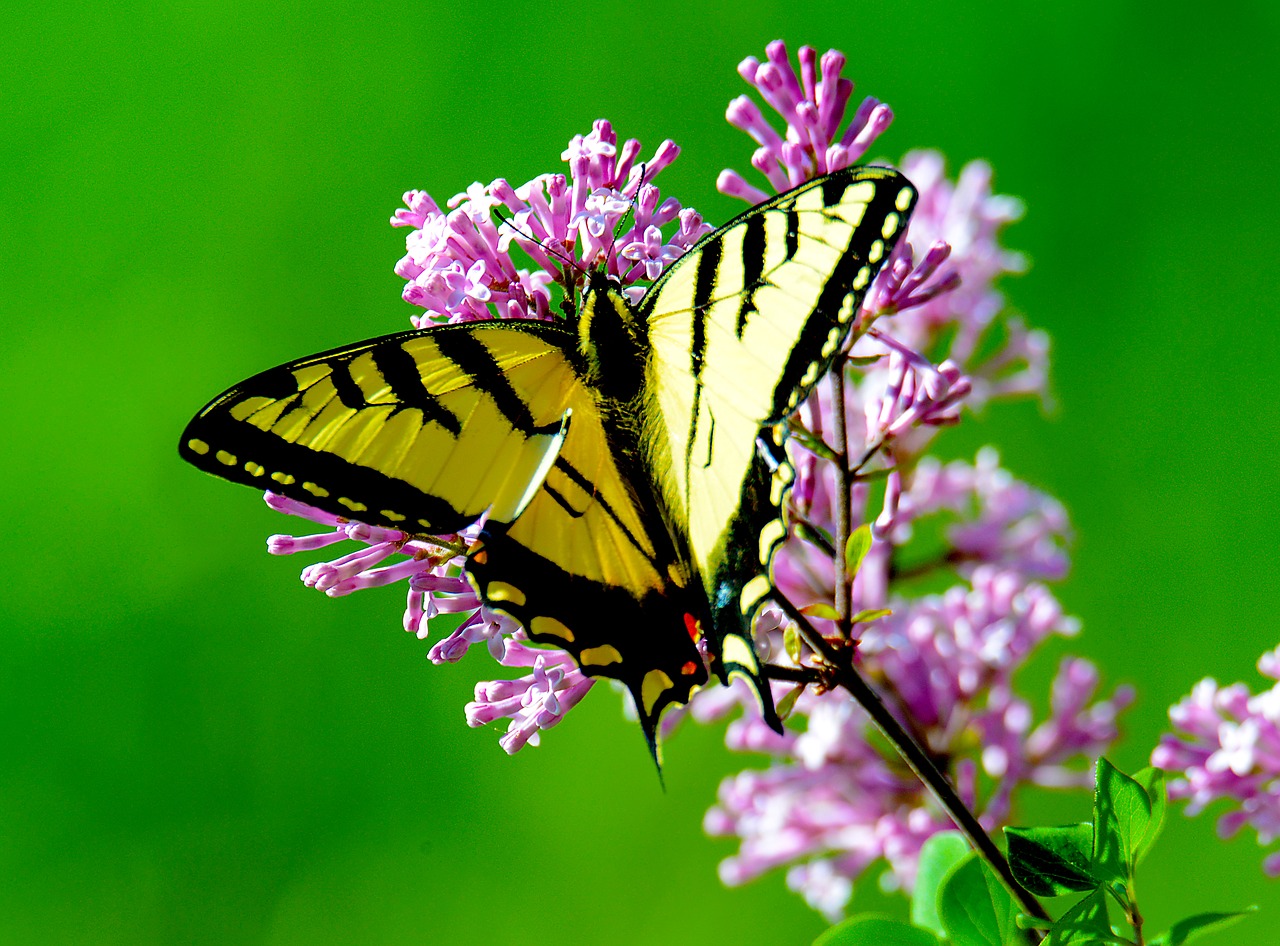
<box><xmin>265</xmin><ymin>489</ymin><xmax>604</xmax><ymax>749</ymax></box>
<box><xmin>246</xmin><ymin>44</ymin><xmax>1123</xmax><ymax>916</ymax></box>
<box><xmin>718</xmin><ymin>42</ymin><xmax>1036</xmax><ymax>412</ymax></box>
<box><xmin>1153</xmin><ymin>647</ymin><xmax>1280</xmax><ymax>875</ymax></box>
<box><xmin>717</xmin><ymin>40</ymin><xmax>895</xmax><ymax>200</ymax></box>
<box><xmin>880</xmin><ymin>447</ymin><xmax>1072</xmax><ymax>582</ymax></box>
<box><xmin>466</xmin><ymin>641</ymin><xmax>595</xmax><ymax>753</ymax></box>
<box><xmin>392</xmin><ymin>120</ymin><xmax>710</xmax><ymax>322</ymax></box>
<box><xmin>698</xmin><ymin>40</ymin><xmax>1128</xmax><ymax>917</ymax></box>
<box><xmin>703</xmin><ymin>573</ymin><xmax>1131</xmax><ymax>918</ymax></box>
<box><xmin>703</xmin><ymin>570</ymin><xmax>1130</xmax><ymax>920</ymax></box>
<box><xmin>262</xmin><ymin>121</ymin><xmax>720</xmax><ymax>751</ymax></box>
<box><xmin>875</xmin><ymin>151</ymin><xmax>1040</xmax><ymax>409</ymax></box>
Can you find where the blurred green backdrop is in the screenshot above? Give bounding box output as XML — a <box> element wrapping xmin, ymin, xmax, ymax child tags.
<box><xmin>4</xmin><ymin>1</ymin><xmax>1278</xmax><ymax>943</ymax></box>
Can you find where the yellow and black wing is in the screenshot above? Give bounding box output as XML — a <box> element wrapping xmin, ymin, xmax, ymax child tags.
<box><xmin>179</xmin><ymin>165</ymin><xmax>917</xmax><ymax>756</ymax></box>
<box><xmin>179</xmin><ymin>320</ymin><xmax>710</xmax><ymax>751</ymax></box>
<box><xmin>638</xmin><ymin>166</ymin><xmax>917</xmax><ymax>717</ymax></box>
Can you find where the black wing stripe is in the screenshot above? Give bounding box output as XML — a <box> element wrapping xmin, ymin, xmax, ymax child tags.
<box><xmin>373</xmin><ymin>342</ymin><xmax>463</xmax><ymax>434</ymax></box>
<box><xmin>183</xmin><ymin>410</ymin><xmax>472</xmax><ymax>532</ymax></box>
<box><xmin>330</xmin><ymin>359</ymin><xmax>370</xmax><ymax>411</ymax></box>
<box><xmin>735</xmin><ymin>212</ymin><xmax>767</xmax><ymax>338</ymax></box>
<box><xmin>784</xmin><ymin>204</ymin><xmax>800</xmax><ymax>261</ymax></box>
<box><xmin>249</xmin><ymin>364</ymin><xmax>311</xmax><ymax>402</ymax></box>
<box><xmin>551</xmin><ymin>456</ymin><xmax>660</xmax><ymax>563</ymax></box>
<box><xmin>819</xmin><ymin>174</ymin><xmax>847</xmax><ymax>209</ymax></box>
<box><xmin>690</xmin><ymin>235</ymin><xmax>721</xmax><ymax>377</ymax></box>
<box><xmin>539</xmin><ymin>481</ymin><xmax>583</xmax><ymax>519</ymax></box>
<box><xmin>432</xmin><ymin>330</ymin><xmax>537</xmax><ymax>433</ymax></box>
<box><xmin>684</xmin><ymin>236</ymin><xmax>723</xmax><ymax>496</ymax></box>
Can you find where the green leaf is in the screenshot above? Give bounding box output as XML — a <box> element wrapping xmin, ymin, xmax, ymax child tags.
<box><xmin>1092</xmin><ymin>758</ymin><xmax>1150</xmax><ymax>893</ymax></box>
<box><xmin>845</xmin><ymin>524</ymin><xmax>873</xmax><ymax>577</ymax></box>
<box><xmin>776</xmin><ymin>683</ymin><xmax>804</xmax><ymax>721</ymax></box>
<box><xmin>849</xmin><ymin>608</ymin><xmax>893</xmax><ymax>625</ymax></box>
<box><xmin>801</xmin><ymin>602</ymin><xmax>840</xmax><ymax>621</ymax></box>
<box><xmin>794</xmin><ymin>520</ymin><xmax>836</xmax><ymax>552</ymax></box>
<box><xmin>788</xmin><ymin>428</ymin><xmax>840</xmax><ymax>462</ymax></box>
<box><xmin>1130</xmin><ymin>766</ymin><xmax>1167</xmax><ymax>864</ymax></box>
<box><xmin>1004</xmin><ymin>824</ymin><xmax>1097</xmax><ymax>896</ymax></box>
<box><xmin>912</xmin><ymin>832</ymin><xmax>971</xmax><ymax>936</ymax></box>
<box><xmin>847</xmin><ymin>354</ymin><xmax>885</xmax><ymax>367</ymax></box>
<box><xmin>938</xmin><ymin>854</ymin><xmax>1022</xmax><ymax>946</ymax></box>
<box><xmin>1044</xmin><ymin>889</ymin><xmax>1112</xmax><ymax>946</ymax></box>
<box><xmin>783</xmin><ymin>623</ymin><xmax>803</xmax><ymax>664</ymax></box>
<box><xmin>813</xmin><ymin>916</ymin><xmax>940</xmax><ymax>946</ymax></box>
<box><xmin>1149</xmin><ymin>907</ymin><xmax>1257</xmax><ymax>946</ymax></box>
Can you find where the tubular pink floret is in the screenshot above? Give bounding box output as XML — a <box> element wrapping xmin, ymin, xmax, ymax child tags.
<box><xmin>325</xmin><ymin>556</ymin><xmax>430</xmax><ymax>596</ymax></box>
<box><xmin>301</xmin><ymin>541</ymin><xmax>400</xmax><ymax>593</ymax></box>
<box><xmin>721</xmin><ymin>41</ymin><xmax>896</xmax><ymax>198</ymax></box>
<box><xmin>264</xmin><ymin>491</ymin><xmax>345</xmax><ymax>526</ymax></box>
<box><xmin>726</xmin><ymin>95</ymin><xmax>783</xmax><ymax>150</ymax></box>
<box><xmin>267</xmin><ymin>529</ymin><xmax>349</xmax><ymax>555</ymax></box>
<box><xmin>716</xmin><ymin>169</ymin><xmax>770</xmax><ymax>206</ymax></box>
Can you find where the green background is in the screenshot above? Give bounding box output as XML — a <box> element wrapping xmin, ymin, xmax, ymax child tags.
<box><xmin>5</xmin><ymin>1</ymin><xmax>1278</xmax><ymax>943</ymax></box>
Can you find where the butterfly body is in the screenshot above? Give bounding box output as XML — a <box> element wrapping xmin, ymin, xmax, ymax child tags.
<box><xmin>180</xmin><ymin>166</ymin><xmax>916</xmax><ymax>756</ymax></box>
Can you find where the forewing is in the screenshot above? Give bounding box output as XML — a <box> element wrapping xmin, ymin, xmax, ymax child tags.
<box><xmin>179</xmin><ymin>322</ymin><xmax>576</xmax><ymax>534</ymax></box>
<box><xmin>640</xmin><ymin>167</ymin><xmax>917</xmax><ymax>712</ymax></box>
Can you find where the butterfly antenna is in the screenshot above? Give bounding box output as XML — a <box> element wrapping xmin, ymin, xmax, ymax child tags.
<box><xmin>492</xmin><ymin>207</ymin><xmax>579</xmax><ymax>271</ymax></box>
<box><xmin>604</xmin><ymin>161</ymin><xmax>649</xmax><ymax>282</ymax></box>
<box><xmin>492</xmin><ymin>207</ymin><xmax>587</xmax><ymax>320</ymax></box>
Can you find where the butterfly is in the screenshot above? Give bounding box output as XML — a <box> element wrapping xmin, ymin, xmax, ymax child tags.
<box><xmin>179</xmin><ymin>165</ymin><xmax>916</xmax><ymax>759</ymax></box>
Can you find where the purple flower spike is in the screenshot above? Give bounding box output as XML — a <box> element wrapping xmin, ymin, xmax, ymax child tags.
<box><xmin>873</xmin><ymin>152</ymin><xmax>1034</xmax><ymax>406</ymax></box>
<box><xmin>261</xmin><ymin>471</ymin><xmax>600</xmax><ymax>756</ymax></box>
<box><xmin>701</xmin><ymin>62</ymin><xmax>1124</xmax><ymax>911</ymax></box>
<box><xmin>722</xmin><ymin>40</ymin><xmax>894</xmax><ymax>197</ymax></box>
<box><xmin>706</xmin><ymin>569</ymin><xmax>1126</xmax><ymax>917</ymax></box>
<box><xmin>394</xmin><ymin>121</ymin><xmax>706</xmax><ymax>325</ymax></box>
<box><xmin>877</xmin><ymin>448</ymin><xmax>1073</xmax><ymax>581</ymax></box>
<box><xmin>1154</xmin><ymin>647</ymin><xmax>1280</xmax><ymax>875</ymax></box>
<box><xmin>864</xmin><ymin>348</ymin><xmax>971</xmax><ymax>439</ymax></box>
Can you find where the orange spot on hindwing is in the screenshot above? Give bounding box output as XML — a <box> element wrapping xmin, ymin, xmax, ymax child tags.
<box><xmin>683</xmin><ymin>613</ymin><xmax>701</xmax><ymax>642</ymax></box>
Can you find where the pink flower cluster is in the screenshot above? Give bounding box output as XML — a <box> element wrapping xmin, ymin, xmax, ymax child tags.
<box><xmin>1153</xmin><ymin>647</ymin><xmax>1280</xmax><ymax>876</ymax></box>
<box><xmin>262</xmin><ymin>121</ymin><xmax>717</xmax><ymax>752</ymax></box>
<box><xmin>391</xmin><ymin>120</ymin><xmax>710</xmax><ymax>323</ymax></box>
<box><xmin>246</xmin><ymin>39</ymin><xmax>1129</xmax><ymax>918</ymax></box>
<box><xmin>695</xmin><ymin>41</ymin><xmax>1129</xmax><ymax>918</ymax></box>
<box><xmin>717</xmin><ymin>41</ymin><xmax>894</xmax><ymax>202</ymax></box>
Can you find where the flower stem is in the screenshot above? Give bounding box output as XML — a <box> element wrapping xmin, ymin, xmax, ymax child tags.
<box><xmin>829</xmin><ymin>359</ymin><xmax>854</xmax><ymax>639</ymax></box>
<box><xmin>769</xmin><ymin>594</ymin><xmax>1051</xmax><ymax>933</ymax></box>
